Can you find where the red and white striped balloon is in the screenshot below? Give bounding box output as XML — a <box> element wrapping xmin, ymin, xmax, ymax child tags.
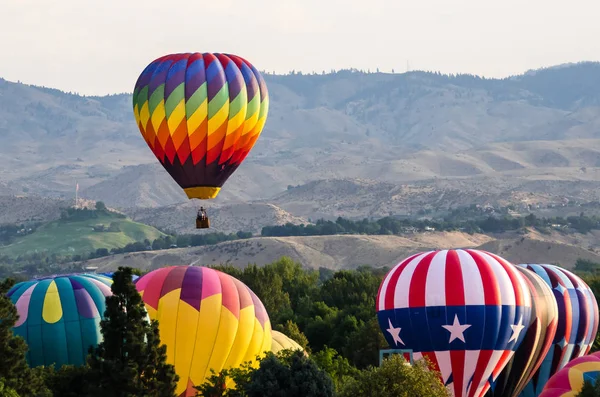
<box><xmin>377</xmin><ymin>249</ymin><xmax>532</xmax><ymax>397</ymax></box>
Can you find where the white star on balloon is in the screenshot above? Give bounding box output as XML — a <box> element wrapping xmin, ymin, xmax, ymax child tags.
<box><xmin>508</xmin><ymin>316</ymin><xmax>526</xmax><ymax>343</ymax></box>
<box><xmin>442</xmin><ymin>314</ymin><xmax>471</xmax><ymax>343</ymax></box>
<box><xmin>557</xmin><ymin>336</ymin><xmax>568</xmax><ymax>349</ymax></box>
<box><xmin>386</xmin><ymin>318</ymin><xmax>404</xmax><ymax>346</ymax></box>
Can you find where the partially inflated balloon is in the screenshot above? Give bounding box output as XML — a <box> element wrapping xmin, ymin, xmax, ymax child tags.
<box><xmin>7</xmin><ymin>274</ymin><xmax>113</xmax><ymax>368</ymax></box>
<box><xmin>271</xmin><ymin>330</ymin><xmax>306</xmax><ymax>356</ymax></box>
<box><xmin>376</xmin><ymin>249</ymin><xmax>532</xmax><ymax>397</ymax></box>
<box><xmin>99</xmin><ymin>271</ymin><xmax>139</xmax><ymax>282</ymax></box>
<box><xmin>486</xmin><ymin>266</ymin><xmax>559</xmax><ymax>397</ymax></box>
<box><xmin>518</xmin><ymin>264</ymin><xmax>599</xmax><ymax>397</ymax></box>
<box><xmin>133</xmin><ymin>53</ymin><xmax>269</xmax><ymax>200</ymax></box>
<box><xmin>539</xmin><ymin>351</ymin><xmax>600</xmax><ymax>397</ymax></box>
<box><xmin>134</xmin><ymin>266</ymin><xmax>272</xmax><ymax>397</ymax></box>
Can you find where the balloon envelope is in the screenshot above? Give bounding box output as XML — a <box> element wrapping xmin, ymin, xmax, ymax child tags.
<box><xmin>271</xmin><ymin>330</ymin><xmax>306</xmax><ymax>356</ymax></box>
<box><xmin>133</xmin><ymin>52</ymin><xmax>269</xmax><ymax>200</ymax></box>
<box><xmin>376</xmin><ymin>249</ymin><xmax>533</xmax><ymax>397</ymax></box>
<box><xmin>486</xmin><ymin>266</ymin><xmax>559</xmax><ymax>397</ymax></box>
<box><xmin>99</xmin><ymin>271</ymin><xmax>139</xmax><ymax>282</ymax></box>
<box><xmin>518</xmin><ymin>264</ymin><xmax>599</xmax><ymax>397</ymax></box>
<box><xmin>7</xmin><ymin>273</ymin><xmax>113</xmax><ymax>368</ymax></box>
<box><xmin>538</xmin><ymin>351</ymin><xmax>600</xmax><ymax>397</ymax></box>
<box><xmin>135</xmin><ymin>266</ymin><xmax>272</xmax><ymax>397</ymax></box>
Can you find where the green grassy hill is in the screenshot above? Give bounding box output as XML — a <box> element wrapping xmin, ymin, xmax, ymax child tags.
<box><xmin>0</xmin><ymin>208</ymin><xmax>165</xmax><ymax>258</ymax></box>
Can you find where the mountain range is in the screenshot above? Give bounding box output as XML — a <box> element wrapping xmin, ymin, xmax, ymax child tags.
<box><xmin>2</xmin><ymin>62</ymin><xmax>600</xmax><ymax>233</ymax></box>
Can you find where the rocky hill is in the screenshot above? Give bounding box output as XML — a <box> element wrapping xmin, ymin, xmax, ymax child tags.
<box><xmin>79</xmin><ymin>230</ymin><xmax>600</xmax><ymax>272</ymax></box>
<box><xmin>3</xmin><ymin>63</ymin><xmax>600</xmax><ymax>231</ymax></box>
<box><xmin>83</xmin><ymin>232</ymin><xmax>494</xmax><ymax>272</ymax></box>
<box><xmin>2</xmin><ymin>63</ymin><xmax>600</xmax><ymax>198</ymax></box>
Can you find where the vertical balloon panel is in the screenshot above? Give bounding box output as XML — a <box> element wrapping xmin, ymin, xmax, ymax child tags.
<box><xmin>135</xmin><ymin>266</ymin><xmax>272</xmax><ymax>397</ymax></box>
<box><xmin>485</xmin><ymin>266</ymin><xmax>559</xmax><ymax>397</ymax></box>
<box><xmin>7</xmin><ymin>274</ymin><xmax>113</xmax><ymax>368</ymax></box>
<box><xmin>517</xmin><ymin>264</ymin><xmax>599</xmax><ymax>397</ymax></box>
<box><xmin>376</xmin><ymin>249</ymin><xmax>533</xmax><ymax>397</ymax></box>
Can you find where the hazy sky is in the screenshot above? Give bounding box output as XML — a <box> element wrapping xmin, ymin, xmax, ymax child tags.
<box><xmin>2</xmin><ymin>0</ymin><xmax>599</xmax><ymax>95</ymax></box>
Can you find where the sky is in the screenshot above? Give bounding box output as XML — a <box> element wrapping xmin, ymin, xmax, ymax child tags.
<box><xmin>1</xmin><ymin>0</ymin><xmax>599</xmax><ymax>95</ymax></box>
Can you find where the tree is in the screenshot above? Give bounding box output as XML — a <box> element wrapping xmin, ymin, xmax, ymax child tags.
<box><xmin>337</xmin><ymin>355</ymin><xmax>451</xmax><ymax>397</ymax></box>
<box><xmin>576</xmin><ymin>379</ymin><xmax>600</xmax><ymax>396</ymax></box>
<box><xmin>0</xmin><ymin>379</ymin><xmax>19</xmax><ymax>397</ymax></box>
<box><xmin>95</xmin><ymin>201</ymin><xmax>107</xmax><ymax>211</ymax></box>
<box><xmin>42</xmin><ymin>365</ymin><xmax>92</xmax><ymax>397</ymax></box>
<box><xmin>87</xmin><ymin>266</ymin><xmax>178</xmax><ymax>397</ymax></box>
<box><xmin>311</xmin><ymin>346</ymin><xmax>359</xmax><ymax>391</ymax></box>
<box><xmin>243</xmin><ymin>351</ymin><xmax>334</xmax><ymax>397</ymax></box>
<box><xmin>274</xmin><ymin>320</ymin><xmax>309</xmax><ymax>350</ymax></box>
<box><xmin>0</xmin><ymin>279</ymin><xmax>49</xmax><ymax>396</ymax></box>
<box><xmin>196</xmin><ymin>351</ymin><xmax>334</xmax><ymax>397</ymax></box>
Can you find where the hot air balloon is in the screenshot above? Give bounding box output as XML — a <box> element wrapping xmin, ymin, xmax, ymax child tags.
<box><xmin>518</xmin><ymin>264</ymin><xmax>599</xmax><ymax>397</ymax></box>
<box><xmin>7</xmin><ymin>273</ymin><xmax>113</xmax><ymax>368</ymax></box>
<box><xmin>538</xmin><ymin>351</ymin><xmax>600</xmax><ymax>397</ymax></box>
<box><xmin>99</xmin><ymin>271</ymin><xmax>140</xmax><ymax>282</ymax></box>
<box><xmin>486</xmin><ymin>266</ymin><xmax>559</xmax><ymax>397</ymax></box>
<box><xmin>132</xmin><ymin>53</ymin><xmax>269</xmax><ymax>229</ymax></box>
<box><xmin>271</xmin><ymin>330</ymin><xmax>307</xmax><ymax>356</ymax></box>
<box><xmin>134</xmin><ymin>266</ymin><xmax>272</xmax><ymax>397</ymax></box>
<box><xmin>376</xmin><ymin>249</ymin><xmax>533</xmax><ymax>397</ymax></box>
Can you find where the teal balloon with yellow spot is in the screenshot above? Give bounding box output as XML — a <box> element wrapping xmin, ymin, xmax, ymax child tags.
<box><xmin>6</xmin><ymin>273</ymin><xmax>113</xmax><ymax>368</ymax></box>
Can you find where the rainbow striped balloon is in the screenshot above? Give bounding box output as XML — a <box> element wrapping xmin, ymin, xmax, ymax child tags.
<box><xmin>132</xmin><ymin>53</ymin><xmax>269</xmax><ymax>200</ymax></box>
<box><xmin>135</xmin><ymin>266</ymin><xmax>272</xmax><ymax>397</ymax></box>
<box><xmin>7</xmin><ymin>273</ymin><xmax>113</xmax><ymax>368</ymax></box>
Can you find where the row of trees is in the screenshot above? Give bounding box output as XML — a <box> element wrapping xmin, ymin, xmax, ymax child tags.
<box><xmin>261</xmin><ymin>213</ymin><xmax>600</xmax><ymax>237</ymax></box>
<box><xmin>3</xmin><ymin>257</ymin><xmax>600</xmax><ymax>395</ymax></box>
<box><xmin>0</xmin><ymin>262</ymin><xmax>455</xmax><ymax>396</ymax></box>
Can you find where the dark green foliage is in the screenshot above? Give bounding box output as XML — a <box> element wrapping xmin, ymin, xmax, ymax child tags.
<box><xmin>337</xmin><ymin>355</ymin><xmax>451</xmax><ymax>397</ymax></box>
<box><xmin>580</xmin><ymin>274</ymin><xmax>600</xmax><ymax>353</ymax></box>
<box><xmin>273</xmin><ymin>320</ymin><xmax>309</xmax><ymax>350</ymax></box>
<box><xmin>243</xmin><ymin>351</ymin><xmax>334</xmax><ymax>397</ymax></box>
<box><xmin>0</xmin><ymin>279</ymin><xmax>49</xmax><ymax>396</ymax></box>
<box><xmin>196</xmin><ymin>351</ymin><xmax>334</xmax><ymax>397</ymax></box>
<box><xmin>87</xmin><ymin>266</ymin><xmax>178</xmax><ymax>397</ymax></box>
<box><xmin>311</xmin><ymin>346</ymin><xmax>359</xmax><ymax>391</ymax></box>
<box><xmin>0</xmin><ymin>378</ymin><xmax>19</xmax><ymax>397</ymax></box>
<box><xmin>576</xmin><ymin>379</ymin><xmax>600</xmax><ymax>397</ymax></box>
<box><xmin>213</xmin><ymin>258</ymin><xmax>386</xmax><ymax>369</ymax></box>
<box><xmin>576</xmin><ymin>259</ymin><xmax>600</xmax><ymax>274</ymax></box>
<box><xmin>260</xmin><ymin>211</ymin><xmax>600</xmax><ymax>237</ymax></box>
<box><xmin>42</xmin><ymin>364</ymin><xmax>92</xmax><ymax>397</ymax></box>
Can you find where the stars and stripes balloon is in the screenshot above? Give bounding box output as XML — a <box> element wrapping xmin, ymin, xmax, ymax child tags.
<box><xmin>376</xmin><ymin>249</ymin><xmax>533</xmax><ymax>397</ymax></box>
<box><xmin>517</xmin><ymin>264</ymin><xmax>599</xmax><ymax>397</ymax></box>
<box><xmin>135</xmin><ymin>266</ymin><xmax>272</xmax><ymax>397</ymax></box>
<box><xmin>538</xmin><ymin>351</ymin><xmax>600</xmax><ymax>397</ymax></box>
<box><xmin>486</xmin><ymin>266</ymin><xmax>559</xmax><ymax>397</ymax></box>
<box><xmin>133</xmin><ymin>53</ymin><xmax>269</xmax><ymax>201</ymax></box>
<box><xmin>7</xmin><ymin>273</ymin><xmax>113</xmax><ymax>368</ymax></box>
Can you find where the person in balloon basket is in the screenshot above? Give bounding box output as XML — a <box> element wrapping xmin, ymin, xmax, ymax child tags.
<box><xmin>197</xmin><ymin>207</ymin><xmax>207</xmax><ymax>222</ymax></box>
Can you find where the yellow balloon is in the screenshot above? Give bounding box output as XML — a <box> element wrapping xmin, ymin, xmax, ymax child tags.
<box><xmin>271</xmin><ymin>330</ymin><xmax>307</xmax><ymax>356</ymax></box>
<box><xmin>135</xmin><ymin>266</ymin><xmax>272</xmax><ymax>397</ymax></box>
